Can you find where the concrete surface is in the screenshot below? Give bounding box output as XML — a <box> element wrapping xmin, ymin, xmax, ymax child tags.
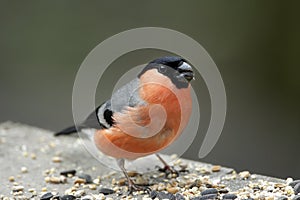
<box><xmin>0</xmin><ymin>122</ymin><xmax>293</xmax><ymax>199</ymax></box>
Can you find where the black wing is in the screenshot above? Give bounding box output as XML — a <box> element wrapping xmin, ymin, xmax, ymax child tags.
<box><xmin>54</xmin><ymin>105</ymin><xmax>106</xmax><ymax>136</ymax></box>
<box><xmin>54</xmin><ymin>78</ymin><xmax>146</xmax><ymax>136</ymax></box>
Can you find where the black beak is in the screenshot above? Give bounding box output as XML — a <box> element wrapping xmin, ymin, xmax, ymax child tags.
<box><xmin>178</xmin><ymin>62</ymin><xmax>194</xmax><ymax>82</ymax></box>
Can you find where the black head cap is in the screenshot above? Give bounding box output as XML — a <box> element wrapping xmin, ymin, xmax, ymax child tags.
<box><xmin>138</xmin><ymin>56</ymin><xmax>194</xmax><ymax>89</ymax></box>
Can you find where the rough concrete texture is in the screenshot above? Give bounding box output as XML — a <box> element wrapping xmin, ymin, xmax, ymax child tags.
<box><xmin>0</xmin><ymin>122</ymin><xmax>291</xmax><ymax>199</ymax></box>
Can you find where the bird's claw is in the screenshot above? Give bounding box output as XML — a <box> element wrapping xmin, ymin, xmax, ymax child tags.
<box><xmin>127</xmin><ymin>183</ymin><xmax>151</xmax><ymax>195</ymax></box>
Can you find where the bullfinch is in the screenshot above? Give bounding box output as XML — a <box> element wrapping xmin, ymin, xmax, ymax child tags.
<box><xmin>55</xmin><ymin>56</ymin><xmax>194</xmax><ymax>191</ymax></box>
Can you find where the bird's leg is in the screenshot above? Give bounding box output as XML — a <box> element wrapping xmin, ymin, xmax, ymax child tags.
<box><xmin>116</xmin><ymin>159</ymin><xmax>151</xmax><ymax>194</ymax></box>
<box><xmin>155</xmin><ymin>154</ymin><xmax>179</xmax><ymax>177</ymax></box>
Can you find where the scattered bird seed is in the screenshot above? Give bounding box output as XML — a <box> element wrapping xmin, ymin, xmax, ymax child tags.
<box><xmin>117</xmin><ymin>178</ymin><xmax>126</xmax><ymax>186</ymax></box>
<box><xmin>98</xmin><ymin>187</ymin><xmax>115</xmax><ymax>195</ymax></box>
<box><xmin>175</xmin><ymin>193</ymin><xmax>185</xmax><ymax>200</ymax></box>
<box><xmin>74</xmin><ymin>189</ymin><xmax>85</xmax><ymax>197</ymax></box>
<box><xmin>212</xmin><ymin>165</ymin><xmax>221</xmax><ymax>172</ymax></box>
<box><xmin>81</xmin><ymin>195</ymin><xmax>94</xmax><ymax>200</ymax></box>
<box><xmin>167</xmin><ymin>186</ymin><xmax>179</xmax><ymax>194</ymax></box>
<box><xmin>31</xmin><ymin>153</ymin><xmax>37</xmax><ymax>160</ymax></box>
<box><xmin>8</xmin><ymin>176</ymin><xmax>15</xmax><ymax>182</ymax></box>
<box><xmin>219</xmin><ymin>189</ymin><xmax>229</xmax><ymax>194</ymax></box>
<box><xmin>222</xmin><ymin>193</ymin><xmax>237</xmax><ymax>199</ymax></box>
<box><xmin>52</xmin><ymin>156</ymin><xmax>62</xmax><ymax>163</ymax></box>
<box><xmin>21</xmin><ymin>166</ymin><xmax>28</xmax><ymax>173</ymax></box>
<box><xmin>74</xmin><ymin>178</ymin><xmax>86</xmax><ymax>185</ymax></box>
<box><xmin>60</xmin><ymin>195</ymin><xmax>76</xmax><ymax>200</ymax></box>
<box><xmin>45</xmin><ymin>176</ymin><xmax>50</xmax><ymax>183</ymax></box>
<box><xmin>60</xmin><ymin>169</ymin><xmax>76</xmax><ymax>177</ymax></box>
<box><xmin>2</xmin><ymin>127</ymin><xmax>299</xmax><ymax>200</ymax></box>
<box><xmin>89</xmin><ymin>184</ymin><xmax>97</xmax><ymax>190</ymax></box>
<box><xmin>12</xmin><ymin>182</ymin><xmax>18</xmax><ymax>186</ymax></box>
<box><xmin>193</xmin><ymin>194</ymin><xmax>218</xmax><ymax>200</ymax></box>
<box><xmin>12</xmin><ymin>186</ymin><xmax>24</xmax><ymax>192</ymax></box>
<box><xmin>93</xmin><ymin>178</ymin><xmax>101</xmax><ymax>185</ymax></box>
<box><xmin>64</xmin><ymin>187</ymin><xmax>76</xmax><ymax>195</ymax></box>
<box><xmin>49</xmin><ymin>142</ymin><xmax>56</xmax><ymax>148</ymax></box>
<box><xmin>28</xmin><ymin>188</ymin><xmax>36</xmax><ymax>193</ymax></box>
<box><xmin>275</xmin><ymin>183</ymin><xmax>285</xmax><ymax>188</ymax></box>
<box><xmin>239</xmin><ymin>171</ymin><xmax>250</xmax><ymax>179</ymax></box>
<box><xmin>179</xmin><ymin>163</ymin><xmax>188</xmax><ymax>170</ymax></box>
<box><xmin>157</xmin><ymin>183</ymin><xmax>166</xmax><ymax>191</ymax></box>
<box><xmin>40</xmin><ymin>192</ymin><xmax>53</xmax><ymax>200</ymax></box>
<box><xmin>78</xmin><ymin>174</ymin><xmax>93</xmax><ymax>184</ymax></box>
<box><xmin>22</xmin><ymin>151</ymin><xmax>28</xmax><ymax>157</ymax></box>
<box><xmin>153</xmin><ymin>191</ymin><xmax>176</xmax><ymax>200</ymax></box>
<box><xmin>285</xmin><ymin>177</ymin><xmax>294</xmax><ymax>185</ymax></box>
<box><xmin>49</xmin><ymin>176</ymin><xmax>61</xmax><ymax>184</ymax></box>
<box><xmin>170</xmin><ymin>154</ymin><xmax>178</xmax><ymax>160</ymax></box>
<box><xmin>290</xmin><ymin>180</ymin><xmax>300</xmax><ymax>187</ymax></box>
<box><xmin>294</xmin><ymin>183</ymin><xmax>300</xmax><ymax>195</ymax></box>
<box><xmin>201</xmin><ymin>188</ymin><xmax>218</xmax><ymax>196</ymax></box>
<box><xmin>60</xmin><ymin>175</ymin><xmax>67</xmax><ymax>183</ymax></box>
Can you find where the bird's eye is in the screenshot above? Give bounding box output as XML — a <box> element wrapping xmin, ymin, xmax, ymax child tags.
<box><xmin>158</xmin><ymin>65</ymin><xmax>167</xmax><ymax>73</ymax></box>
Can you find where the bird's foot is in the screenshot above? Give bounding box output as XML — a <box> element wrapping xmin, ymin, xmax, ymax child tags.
<box><xmin>126</xmin><ymin>179</ymin><xmax>151</xmax><ymax>195</ymax></box>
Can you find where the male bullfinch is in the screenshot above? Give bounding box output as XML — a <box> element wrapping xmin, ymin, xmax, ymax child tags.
<box><xmin>55</xmin><ymin>56</ymin><xmax>194</xmax><ymax>192</ymax></box>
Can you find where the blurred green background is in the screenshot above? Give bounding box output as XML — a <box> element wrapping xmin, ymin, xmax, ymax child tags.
<box><xmin>0</xmin><ymin>1</ymin><xmax>299</xmax><ymax>178</ymax></box>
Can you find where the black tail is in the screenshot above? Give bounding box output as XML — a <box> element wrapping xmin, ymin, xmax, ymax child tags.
<box><xmin>54</xmin><ymin>125</ymin><xmax>79</xmax><ymax>136</ymax></box>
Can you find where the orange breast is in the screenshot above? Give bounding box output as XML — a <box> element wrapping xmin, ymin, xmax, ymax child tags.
<box><xmin>94</xmin><ymin>69</ymin><xmax>192</xmax><ymax>160</ymax></box>
<box><xmin>94</xmin><ymin>127</ymin><xmax>174</xmax><ymax>159</ymax></box>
